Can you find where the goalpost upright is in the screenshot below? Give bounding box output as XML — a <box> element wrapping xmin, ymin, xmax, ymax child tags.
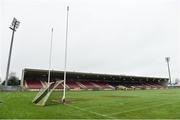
<box><xmin>48</xmin><ymin>28</ymin><xmax>54</xmax><ymax>88</ymax></box>
<box><xmin>32</xmin><ymin>6</ymin><xmax>69</xmax><ymax>106</ymax></box>
<box><xmin>62</xmin><ymin>6</ymin><xmax>70</xmax><ymax>103</ymax></box>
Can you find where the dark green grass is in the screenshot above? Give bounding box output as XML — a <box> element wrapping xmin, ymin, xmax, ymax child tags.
<box><xmin>0</xmin><ymin>89</ymin><xmax>180</xmax><ymax>119</ymax></box>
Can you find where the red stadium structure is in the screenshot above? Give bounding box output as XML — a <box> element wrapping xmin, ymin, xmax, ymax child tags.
<box><xmin>21</xmin><ymin>68</ymin><xmax>168</xmax><ymax>91</ymax></box>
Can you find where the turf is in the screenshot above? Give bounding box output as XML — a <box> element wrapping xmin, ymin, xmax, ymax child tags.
<box><xmin>0</xmin><ymin>89</ymin><xmax>180</xmax><ymax>119</ymax></box>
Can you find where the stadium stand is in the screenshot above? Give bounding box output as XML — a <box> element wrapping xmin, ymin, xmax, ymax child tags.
<box><xmin>80</xmin><ymin>81</ymin><xmax>98</xmax><ymax>89</ymax></box>
<box><xmin>26</xmin><ymin>80</ymin><xmax>43</xmax><ymax>89</ymax></box>
<box><xmin>94</xmin><ymin>81</ymin><xmax>114</xmax><ymax>89</ymax></box>
<box><xmin>66</xmin><ymin>81</ymin><xmax>81</xmax><ymax>89</ymax></box>
<box><xmin>22</xmin><ymin>68</ymin><xmax>168</xmax><ymax>91</ymax></box>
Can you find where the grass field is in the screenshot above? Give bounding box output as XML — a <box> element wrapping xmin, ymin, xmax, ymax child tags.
<box><xmin>0</xmin><ymin>89</ymin><xmax>180</xmax><ymax>119</ymax></box>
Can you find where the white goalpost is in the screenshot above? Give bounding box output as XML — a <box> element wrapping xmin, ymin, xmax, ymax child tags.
<box><xmin>62</xmin><ymin>6</ymin><xmax>70</xmax><ymax>103</ymax></box>
<box><xmin>32</xmin><ymin>6</ymin><xmax>70</xmax><ymax>106</ymax></box>
<box><xmin>48</xmin><ymin>28</ymin><xmax>54</xmax><ymax>88</ymax></box>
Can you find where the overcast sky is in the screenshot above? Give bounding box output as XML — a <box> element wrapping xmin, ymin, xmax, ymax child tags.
<box><xmin>0</xmin><ymin>0</ymin><xmax>180</xmax><ymax>81</ymax></box>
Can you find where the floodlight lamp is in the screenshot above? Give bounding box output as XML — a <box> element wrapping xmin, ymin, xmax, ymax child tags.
<box><xmin>15</xmin><ymin>21</ymin><xmax>20</xmax><ymax>29</ymax></box>
<box><xmin>165</xmin><ymin>57</ymin><xmax>170</xmax><ymax>62</ymax></box>
<box><xmin>10</xmin><ymin>17</ymin><xmax>20</xmax><ymax>30</ymax></box>
<box><xmin>11</xmin><ymin>18</ymin><xmax>17</xmax><ymax>26</ymax></box>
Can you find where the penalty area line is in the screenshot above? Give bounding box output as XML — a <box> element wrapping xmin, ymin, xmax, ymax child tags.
<box><xmin>66</xmin><ymin>104</ymin><xmax>116</xmax><ymax>119</ymax></box>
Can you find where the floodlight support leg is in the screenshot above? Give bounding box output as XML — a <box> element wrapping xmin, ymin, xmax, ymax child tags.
<box><xmin>166</xmin><ymin>60</ymin><xmax>172</xmax><ymax>85</ymax></box>
<box><xmin>5</xmin><ymin>25</ymin><xmax>16</xmax><ymax>86</ymax></box>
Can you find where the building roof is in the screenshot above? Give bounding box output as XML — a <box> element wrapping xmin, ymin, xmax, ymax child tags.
<box><xmin>23</xmin><ymin>68</ymin><xmax>168</xmax><ymax>82</ymax></box>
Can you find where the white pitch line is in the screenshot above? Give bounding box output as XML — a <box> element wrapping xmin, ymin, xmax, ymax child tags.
<box><xmin>109</xmin><ymin>101</ymin><xmax>180</xmax><ymax>116</ymax></box>
<box><xmin>66</xmin><ymin>104</ymin><xmax>117</xmax><ymax>119</ymax></box>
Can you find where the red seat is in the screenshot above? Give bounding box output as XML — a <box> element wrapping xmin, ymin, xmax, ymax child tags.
<box><xmin>80</xmin><ymin>81</ymin><xmax>98</xmax><ymax>89</ymax></box>
<box><xmin>26</xmin><ymin>80</ymin><xmax>43</xmax><ymax>89</ymax></box>
<box><xmin>66</xmin><ymin>81</ymin><xmax>81</xmax><ymax>89</ymax></box>
<box><xmin>94</xmin><ymin>82</ymin><xmax>112</xmax><ymax>89</ymax></box>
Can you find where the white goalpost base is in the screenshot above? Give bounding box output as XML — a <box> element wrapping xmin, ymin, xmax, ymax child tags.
<box><xmin>32</xmin><ymin>80</ymin><xmax>63</xmax><ymax>106</ymax></box>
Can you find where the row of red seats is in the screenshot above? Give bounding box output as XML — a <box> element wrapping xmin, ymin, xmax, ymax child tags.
<box><xmin>26</xmin><ymin>80</ymin><xmax>163</xmax><ymax>90</ymax></box>
<box><xmin>26</xmin><ymin>80</ymin><xmax>43</xmax><ymax>89</ymax></box>
<box><xmin>25</xmin><ymin>80</ymin><xmax>113</xmax><ymax>89</ymax></box>
<box><xmin>94</xmin><ymin>82</ymin><xmax>112</xmax><ymax>89</ymax></box>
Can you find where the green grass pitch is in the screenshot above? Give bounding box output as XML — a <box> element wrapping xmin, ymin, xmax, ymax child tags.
<box><xmin>0</xmin><ymin>89</ymin><xmax>180</xmax><ymax>119</ymax></box>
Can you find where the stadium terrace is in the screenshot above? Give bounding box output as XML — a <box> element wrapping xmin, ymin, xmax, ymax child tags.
<box><xmin>22</xmin><ymin>68</ymin><xmax>168</xmax><ymax>91</ymax></box>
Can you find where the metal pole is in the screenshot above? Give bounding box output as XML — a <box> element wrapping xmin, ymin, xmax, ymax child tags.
<box><xmin>5</xmin><ymin>24</ymin><xmax>16</xmax><ymax>86</ymax></box>
<box><xmin>48</xmin><ymin>28</ymin><xmax>54</xmax><ymax>87</ymax></box>
<box><xmin>62</xmin><ymin>6</ymin><xmax>69</xmax><ymax>103</ymax></box>
<box><xmin>165</xmin><ymin>57</ymin><xmax>172</xmax><ymax>85</ymax></box>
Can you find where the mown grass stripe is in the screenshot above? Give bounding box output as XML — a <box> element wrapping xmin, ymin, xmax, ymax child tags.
<box><xmin>109</xmin><ymin>100</ymin><xmax>180</xmax><ymax>116</ymax></box>
<box><xmin>66</xmin><ymin>104</ymin><xmax>116</xmax><ymax>119</ymax></box>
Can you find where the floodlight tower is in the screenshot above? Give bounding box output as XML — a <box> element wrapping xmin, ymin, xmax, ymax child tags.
<box><xmin>5</xmin><ymin>18</ymin><xmax>20</xmax><ymax>86</ymax></box>
<box><xmin>62</xmin><ymin>6</ymin><xmax>69</xmax><ymax>103</ymax></box>
<box><xmin>165</xmin><ymin>57</ymin><xmax>172</xmax><ymax>85</ymax></box>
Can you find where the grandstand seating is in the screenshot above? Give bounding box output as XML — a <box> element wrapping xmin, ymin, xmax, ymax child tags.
<box><xmin>47</xmin><ymin>82</ymin><xmax>64</xmax><ymax>89</ymax></box>
<box><xmin>80</xmin><ymin>81</ymin><xmax>99</xmax><ymax>89</ymax></box>
<box><xmin>66</xmin><ymin>81</ymin><xmax>81</xmax><ymax>89</ymax></box>
<box><xmin>94</xmin><ymin>82</ymin><xmax>114</xmax><ymax>89</ymax></box>
<box><xmin>76</xmin><ymin>82</ymin><xmax>87</xmax><ymax>89</ymax></box>
<box><xmin>23</xmin><ymin>68</ymin><xmax>167</xmax><ymax>91</ymax></box>
<box><xmin>26</xmin><ymin>80</ymin><xmax>43</xmax><ymax>89</ymax></box>
<box><xmin>56</xmin><ymin>83</ymin><xmax>64</xmax><ymax>89</ymax></box>
<box><xmin>149</xmin><ymin>83</ymin><xmax>163</xmax><ymax>88</ymax></box>
<box><xmin>25</xmin><ymin>80</ymin><xmax>164</xmax><ymax>90</ymax></box>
